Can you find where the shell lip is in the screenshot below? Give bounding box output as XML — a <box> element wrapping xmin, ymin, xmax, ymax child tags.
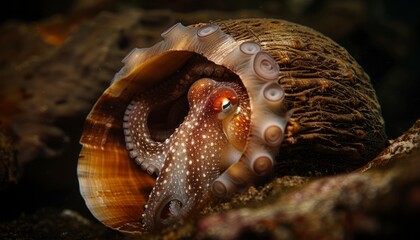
<box><xmin>108</xmin><ymin>50</ymin><xmax>196</xmax><ymax>98</ymax></box>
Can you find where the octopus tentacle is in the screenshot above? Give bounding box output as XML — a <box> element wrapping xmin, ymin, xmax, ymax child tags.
<box><xmin>141</xmin><ymin>79</ymin><xmax>247</xmax><ymax>230</ymax></box>
<box><xmin>211</xmin><ymin>38</ymin><xmax>289</xmax><ymax>197</ymax></box>
<box><xmin>124</xmin><ymin>97</ymin><xmax>169</xmax><ymax>175</ymax></box>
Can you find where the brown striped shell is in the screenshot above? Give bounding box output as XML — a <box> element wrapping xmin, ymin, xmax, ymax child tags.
<box><xmin>78</xmin><ymin>18</ymin><xmax>387</xmax><ymax>234</ymax></box>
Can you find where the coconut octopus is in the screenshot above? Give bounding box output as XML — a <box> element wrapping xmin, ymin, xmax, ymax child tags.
<box><xmin>77</xmin><ymin>18</ymin><xmax>387</xmax><ymax>234</ymax></box>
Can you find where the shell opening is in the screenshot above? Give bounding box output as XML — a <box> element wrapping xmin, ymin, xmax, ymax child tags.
<box><xmin>147</xmin><ymin>94</ymin><xmax>189</xmax><ymax>142</ymax></box>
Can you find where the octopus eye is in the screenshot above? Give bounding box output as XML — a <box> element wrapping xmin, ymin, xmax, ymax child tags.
<box><xmin>211</xmin><ymin>87</ymin><xmax>238</xmax><ymax>120</ymax></box>
<box><xmin>215</xmin><ymin>95</ymin><xmax>237</xmax><ymax>120</ymax></box>
<box><xmin>221</xmin><ymin>98</ymin><xmax>233</xmax><ymax>113</ymax></box>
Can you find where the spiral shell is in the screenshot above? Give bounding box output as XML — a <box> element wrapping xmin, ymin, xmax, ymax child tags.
<box><xmin>78</xmin><ymin>18</ymin><xmax>387</xmax><ymax>234</ymax></box>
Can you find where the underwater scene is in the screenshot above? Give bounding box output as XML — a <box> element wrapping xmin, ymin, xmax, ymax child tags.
<box><xmin>0</xmin><ymin>0</ymin><xmax>419</xmax><ymax>239</ymax></box>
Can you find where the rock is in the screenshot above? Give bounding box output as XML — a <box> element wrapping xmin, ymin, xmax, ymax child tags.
<box><xmin>151</xmin><ymin>119</ymin><xmax>420</xmax><ymax>239</ymax></box>
<box><xmin>0</xmin><ymin>21</ymin><xmax>53</xmax><ymax>70</ymax></box>
<box><xmin>0</xmin><ymin>208</ymin><xmax>122</xmax><ymax>240</ymax></box>
<box><xmin>359</xmin><ymin>119</ymin><xmax>420</xmax><ymax>172</ymax></box>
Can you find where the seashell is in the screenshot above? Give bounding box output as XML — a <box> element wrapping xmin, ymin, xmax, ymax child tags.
<box><xmin>77</xmin><ymin>18</ymin><xmax>387</xmax><ymax>234</ymax></box>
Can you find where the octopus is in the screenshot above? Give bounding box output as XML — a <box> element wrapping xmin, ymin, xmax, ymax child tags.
<box><xmin>77</xmin><ymin>18</ymin><xmax>387</xmax><ymax>234</ymax></box>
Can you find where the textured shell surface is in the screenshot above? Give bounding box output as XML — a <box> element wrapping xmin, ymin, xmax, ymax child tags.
<box><xmin>77</xmin><ymin>18</ymin><xmax>387</xmax><ymax>234</ymax></box>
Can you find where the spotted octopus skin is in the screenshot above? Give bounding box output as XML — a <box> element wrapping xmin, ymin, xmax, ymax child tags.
<box><xmin>78</xmin><ymin>18</ymin><xmax>387</xmax><ymax>234</ymax></box>
<box><xmin>125</xmin><ymin>78</ymin><xmax>249</xmax><ymax>229</ymax></box>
